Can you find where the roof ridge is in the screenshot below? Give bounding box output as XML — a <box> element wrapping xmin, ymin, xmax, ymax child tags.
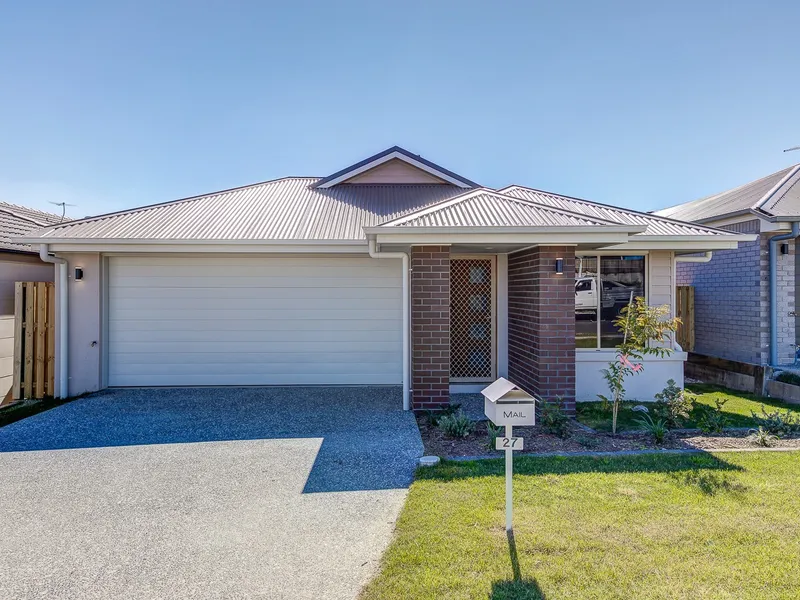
<box><xmin>752</xmin><ymin>164</ymin><xmax>800</xmax><ymax>213</ymax></box>
<box><xmin>0</xmin><ymin>203</ymin><xmax>61</xmax><ymax>227</ymax></box>
<box><xmin>379</xmin><ymin>187</ymin><xmax>629</xmax><ymax>227</ymax></box>
<box><xmin>38</xmin><ymin>176</ymin><xmax>310</xmax><ymax>233</ymax></box>
<box><xmin>502</xmin><ymin>184</ymin><xmax>735</xmax><ymax>235</ymax></box>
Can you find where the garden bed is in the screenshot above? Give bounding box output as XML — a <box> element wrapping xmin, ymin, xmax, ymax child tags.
<box><xmin>417</xmin><ymin>414</ymin><xmax>800</xmax><ymax>458</ymax></box>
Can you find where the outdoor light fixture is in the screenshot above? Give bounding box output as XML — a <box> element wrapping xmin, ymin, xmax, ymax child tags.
<box><xmin>781</xmin><ymin>243</ymin><xmax>789</xmax><ymax>255</ymax></box>
<box><xmin>555</xmin><ymin>258</ymin><xmax>564</xmax><ymax>274</ymax></box>
<box><xmin>74</xmin><ymin>268</ymin><xmax>83</xmax><ymax>281</ymax></box>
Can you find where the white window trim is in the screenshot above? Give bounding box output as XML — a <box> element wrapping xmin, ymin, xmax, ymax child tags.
<box><xmin>575</xmin><ymin>253</ymin><xmax>648</xmax><ymax>352</ymax></box>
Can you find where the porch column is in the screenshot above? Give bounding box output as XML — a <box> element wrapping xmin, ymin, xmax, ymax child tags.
<box><xmin>508</xmin><ymin>247</ymin><xmax>576</xmax><ymax>414</ymax></box>
<box><xmin>411</xmin><ymin>246</ymin><xmax>450</xmax><ymax>411</ymax></box>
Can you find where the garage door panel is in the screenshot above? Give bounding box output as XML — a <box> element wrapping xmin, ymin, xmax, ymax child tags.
<box><xmin>109</xmin><ymin>286</ymin><xmax>400</xmax><ymax>301</ymax></box>
<box><xmin>110</xmin><ymin>328</ymin><xmax>402</xmax><ymax>344</ymax></box>
<box><xmin>108</xmin><ymin>256</ymin><xmax>402</xmax><ymax>386</ymax></box>
<box><xmin>109</xmin><ymin>296</ymin><xmax>402</xmax><ymax>312</ymax></box>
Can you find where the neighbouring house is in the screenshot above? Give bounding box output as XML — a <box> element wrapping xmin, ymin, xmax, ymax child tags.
<box><xmin>0</xmin><ymin>202</ymin><xmax>66</xmax><ymax>399</ymax></box>
<box><xmin>16</xmin><ymin>147</ymin><xmax>753</xmax><ymax>413</ymax></box>
<box><xmin>655</xmin><ymin>164</ymin><xmax>800</xmax><ymax>392</ymax></box>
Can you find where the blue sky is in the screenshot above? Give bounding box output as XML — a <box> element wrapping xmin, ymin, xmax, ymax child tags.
<box><xmin>1</xmin><ymin>1</ymin><xmax>798</xmax><ymax>219</ymax></box>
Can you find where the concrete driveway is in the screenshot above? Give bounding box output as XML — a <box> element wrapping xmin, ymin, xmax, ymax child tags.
<box><xmin>0</xmin><ymin>387</ymin><xmax>423</xmax><ymax>600</ymax></box>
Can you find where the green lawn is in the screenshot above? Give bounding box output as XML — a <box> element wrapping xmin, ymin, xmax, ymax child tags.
<box><xmin>576</xmin><ymin>383</ymin><xmax>800</xmax><ymax>432</ymax></box>
<box><xmin>361</xmin><ymin>452</ymin><xmax>800</xmax><ymax>599</ymax></box>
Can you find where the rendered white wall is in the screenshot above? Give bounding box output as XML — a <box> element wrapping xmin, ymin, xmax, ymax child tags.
<box><xmin>576</xmin><ymin>351</ymin><xmax>687</xmax><ymax>402</ymax></box>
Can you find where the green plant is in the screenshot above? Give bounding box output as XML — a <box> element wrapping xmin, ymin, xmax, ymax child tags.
<box><xmin>747</xmin><ymin>426</ymin><xmax>778</xmax><ymax>448</ymax></box>
<box><xmin>425</xmin><ymin>403</ymin><xmax>462</xmax><ymax>427</ymax></box>
<box><xmin>635</xmin><ymin>413</ymin><xmax>668</xmax><ymax>444</ymax></box>
<box><xmin>750</xmin><ymin>405</ymin><xmax>800</xmax><ymax>437</ymax></box>
<box><xmin>775</xmin><ymin>371</ymin><xmax>800</xmax><ymax>386</ymax></box>
<box><xmin>652</xmin><ymin>379</ymin><xmax>693</xmax><ymax>429</ymax></box>
<box><xmin>539</xmin><ymin>398</ymin><xmax>570</xmax><ymax>438</ymax></box>
<box><xmin>485</xmin><ymin>421</ymin><xmax>503</xmax><ymax>450</ymax></box>
<box><xmin>697</xmin><ymin>398</ymin><xmax>729</xmax><ymax>434</ymax></box>
<box><xmin>437</xmin><ymin>409</ymin><xmax>474</xmax><ymax>438</ymax></box>
<box><xmin>597</xmin><ymin>297</ymin><xmax>680</xmax><ymax>434</ymax></box>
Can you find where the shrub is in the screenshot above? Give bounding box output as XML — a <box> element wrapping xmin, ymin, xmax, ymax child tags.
<box><xmin>437</xmin><ymin>409</ymin><xmax>474</xmax><ymax>439</ymax></box>
<box><xmin>775</xmin><ymin>371</ymin><xmax>800</xmax><ymax>386</ymax></box>
<box><xmin>635</xmin><ymin>414</ymin><xmax>668</xmax><ymax>444</ymax></box>
<box><xmin>539</xmin><ymin>398</ymin><xmax>570</xmax><ymax>439</ymax></box>
<box><xmin>747</xmin><ymin>426</ymin><xmax>778</xmax><ymax>448</ymax></box>
<box><xmin>697</xmin><ymin>399</ymin><xmax>729</xmax><ymax>434</ymax></box>
<box><xmin>425</xmin><ymin>403</ymin><xmax>462</xmax><ymax>427</ymax></box>
<box><xmin>485</xmin><ymin>421</ymin><xmax>503</xmax><ymax>450</ymax></box>
<box><xmin>750</xmin><ymin>405</ymin><xmax>800</xmax><ymax>437</ymax></box>
<box><xmin>652</xmin><ymin>379</ymin><xmax>693</xmax><ymax>429</ymax></box>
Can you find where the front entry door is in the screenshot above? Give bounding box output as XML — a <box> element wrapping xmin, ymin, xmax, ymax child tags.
<box><xmin>450</xmin><ymin>257</ymin><xmax>496</xmax><ymax>382</ymax></box>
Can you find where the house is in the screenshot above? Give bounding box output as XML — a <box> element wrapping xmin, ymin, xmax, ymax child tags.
<box><xmin>17</xmin><ymin>147</ymin><xmax>753</xmax><ymax>413</ymax></box>
<box><xmin>655</xmin><ymin>164</ymin><xmax>800</xmax><ymax>391</ymax></box>
<box><xmin>0</xmin><ymin>202</ymin><xmax>66</xmax><ymax>399</ymax></box>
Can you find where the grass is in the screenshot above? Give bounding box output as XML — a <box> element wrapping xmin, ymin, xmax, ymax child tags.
<box><xmin>0</xmin><ymin>397</ymin><xmax>74</xmax><ymax>428</ymax></box>
<box><xmin>576</xmin><ymin>383</ymin><xmax>800</xmax><ymax>432</ymax></box>
<box><xmin>360</xmin><ymin>451</ymin><xmax>800</xmax><ymax>599</ymax></box>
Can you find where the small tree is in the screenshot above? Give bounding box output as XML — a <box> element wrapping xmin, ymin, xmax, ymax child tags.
<box><xmin>597</xmin><ymin>296</ymin><xmax>680</xmax><ymax>434</ymax></box>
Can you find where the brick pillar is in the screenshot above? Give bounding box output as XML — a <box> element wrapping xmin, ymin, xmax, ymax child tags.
<box><xmin>508</xmin><ymin>247</ymin><xmax>576</xmax><ymax>414</ymax></box>
<box><xmin>411</xmin><ymin>246</ymin><xmax>450</xmax><ymax>411</ymax></box>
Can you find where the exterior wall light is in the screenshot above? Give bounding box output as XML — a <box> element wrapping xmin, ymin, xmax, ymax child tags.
<box><xmin>74</xmin><ymin>268</ymin><xmax>84</xmax><ymax>281</ymax></box>
<box><xmin>555</xmin><ymin>258</ymin><xmax>564</xmax><ymax>275</ymax></box>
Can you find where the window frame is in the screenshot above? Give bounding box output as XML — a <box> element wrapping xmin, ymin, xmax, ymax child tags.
<box><xmin>575</xmin><ymin>252</ymin><xmax>649</xmax><ymax>351</ymax></box>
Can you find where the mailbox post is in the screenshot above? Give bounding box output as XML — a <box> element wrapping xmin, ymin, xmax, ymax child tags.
<box><xmin>482</xmin><ymin>378</ymin><xmax>537</xmax><ymax>532</ymax></box>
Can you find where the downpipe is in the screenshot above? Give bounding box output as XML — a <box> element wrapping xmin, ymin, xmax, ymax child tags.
<box><xmin>368</xmin><ymin>239</ymin><xmax>410</xmax><ymax>410</ymax></box>
<box><xmin>39</xmin><ymin>245</ymin><xmax>69</xmax><ymax>398</ymax></box>
<box><xmin>769</xmin><ymin>223</ymin><xmax>800</xmax><ymax>366</ymax></box>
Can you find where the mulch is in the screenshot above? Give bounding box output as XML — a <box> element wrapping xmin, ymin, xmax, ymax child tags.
<box><xmin>417</xmin><ymin>415</ymin><xmax>800</xmax><ymax>459</ymax></box>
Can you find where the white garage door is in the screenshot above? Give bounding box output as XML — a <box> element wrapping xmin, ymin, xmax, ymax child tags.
<box><xmin>107</xmin><ymin>256</ymin><xmax>402</xmax><ymax>386</ymax></box>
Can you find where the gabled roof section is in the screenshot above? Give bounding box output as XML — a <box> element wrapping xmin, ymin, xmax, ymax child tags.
<box><xmin>21</xmin><ymin>178</ymin><xmax>467</xmax><ymax>243</ymax></box>
<box><xmin>501</xmin><ymin>185</ymin><xmax>738</xmax><ymax>238</ymax></box>
<box><xmin>375</xmin><ymin>188</ymin><xmax>643</xmax><ymax>230</ymax></box>
<box><xmin>312</xmin><ymin>146</ymin><xmax>478</xmax><ymax>189</ymax></box>
<box><xmin>654</xmin><ymin>164</ymin><xmax>800</xmax><ymax>223</ymax></box>
<box><xmin>0</xmin><ymin>202</ymin><xmax>65</xmax><ymax>252</ymax></box>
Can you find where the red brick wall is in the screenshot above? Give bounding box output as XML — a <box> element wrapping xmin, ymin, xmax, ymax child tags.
<box><xmin>411</xmin><ymin>246</ymin><xmax>450</xmax><ymax>410</ymax></box>
<box><xmin>508</xmin><ymin>247</ymin><xmax>576</xmax><ymax>414</ymax></box>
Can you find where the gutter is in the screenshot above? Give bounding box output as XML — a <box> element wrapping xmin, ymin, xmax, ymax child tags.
<box><xmin>368</xmin><ymin>239</ymin><xmax>410</xmax><ymax>410</ymax></box>
<box><xmin>769</xmin><ymin>223</ymin><xmax>800</xmax><ymax>366</ymax></box>
<box><xmin>675</xmin><ymin>251</ymin><xmax>713</xmax><ymax>264</ymax></box>
<box><xmin>38</xmin><ymin>244</ymin><xmax>68</xmax><ymax>398</ymax></box>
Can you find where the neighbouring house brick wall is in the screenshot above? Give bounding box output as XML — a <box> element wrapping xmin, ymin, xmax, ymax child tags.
<box><xmin>676</xmin><ymin>219</ymin><xmax>797</xmax><ymax>366</ymax></box>
<box><xmin>411</xmin><ymin>246</ymin><xmax>450</xmax><ymax>410</ymax></box>
<box><xmin>508</xmin><ymin>247</ymin><xmax>576</xmax><ymax>414</ymax></box>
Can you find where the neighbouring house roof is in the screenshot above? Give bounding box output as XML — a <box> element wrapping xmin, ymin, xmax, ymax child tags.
<box><xmin>18</xmin><ymin>146</ymin><xmax>749</xmax><ymax>249</ymax></box>
<box><xmin>0</xmin><ymin>202</ymin><xmax>66</xmax><ymax>253</ymax></box>
<box><xmin>375</xmin><ymin>189</ymin><xmax>641</xmax><ymax>230</ymax></box>
<box><xmin>499</xmin><ymin>185</ymin><xmax>736</xmax><ymax>238</ymax></box>
<box><xmin>654</xmin><ymin>164</ymin><xmax>800</xmax><ymax>223</ymax></box>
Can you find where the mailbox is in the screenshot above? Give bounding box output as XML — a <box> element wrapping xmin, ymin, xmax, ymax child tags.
<box><xmin>482</xmin><ymin>377</ymin><xmax>537</xmax><ymax>426</ymax></box>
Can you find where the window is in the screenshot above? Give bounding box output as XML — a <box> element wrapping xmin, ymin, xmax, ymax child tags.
<box><xmin>575</xmin><ymin>255</ymin><xmax>646</xmax><ymax>349</ymax></box>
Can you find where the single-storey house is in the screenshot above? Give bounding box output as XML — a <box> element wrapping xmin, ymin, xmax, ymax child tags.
<box><xmin>0</xmin><ymin>202</ymin><xmax>64</xmax><ymax>400</ymax></box>
<box><xmin>18</xmin><ymin>147</ymin><xmax>753</xmax><ymax>413</ymax></box>
<box><xmin>656</xmin><ymin>164</ymin><xmax>799</xmax><ymax>388</ymax></box>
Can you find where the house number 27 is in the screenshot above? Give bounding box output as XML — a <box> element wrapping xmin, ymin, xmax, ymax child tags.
<box><xmin>496</xmin><ymin>437</ymin><xmax>523</xmax><ymax>451</ymax></box>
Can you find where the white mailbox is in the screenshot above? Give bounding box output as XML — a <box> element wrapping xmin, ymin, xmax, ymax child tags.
<box><xmin>482</xmin><ymin>377</ymin><xmax>537</xmax><ymax>427</ymax></box>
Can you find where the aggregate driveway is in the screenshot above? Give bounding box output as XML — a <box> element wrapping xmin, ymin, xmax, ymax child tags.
<box><xmin>0</xmin><ymin>387</ymin><xmax>423</xmax><ymax>600</ymax></box>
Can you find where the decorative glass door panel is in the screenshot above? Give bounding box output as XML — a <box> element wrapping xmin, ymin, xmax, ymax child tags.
<box><xmin>450</xmin><ymin>257</ymin><xmax>495</xmax><ymax>381</ymax></box>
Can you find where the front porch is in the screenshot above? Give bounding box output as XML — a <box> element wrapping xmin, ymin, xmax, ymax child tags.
<box><xmin>409</xmin><ymin>245</ymin><xmax>686</xmax><ymax>414</ymax></box>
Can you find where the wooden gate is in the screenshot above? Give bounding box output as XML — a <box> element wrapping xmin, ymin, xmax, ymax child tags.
<box><xmin>675</xmin><ymin>285</ymin><xmax>695</xmax><ymax>352</ymax></box>
<box><xmin>12</xmin><ymin>282</ymin><xmax>56</xmax><ymax>400</ymax></box>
